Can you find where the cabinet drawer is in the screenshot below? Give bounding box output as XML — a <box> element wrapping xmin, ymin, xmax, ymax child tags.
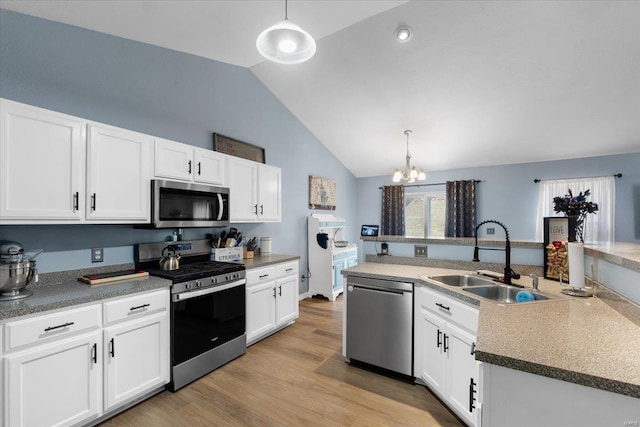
<box><xmin>246</xmin><ymin>266</ymin><xmax>277</xmax><ymax>285</ymax></box>
<box><xmin>276</xmin><ymin>261</ymin><xmax>298</xmax><ymax>278</ymax></box>
<box><xmin>103</xmin><ymin>289</ymin><xmax>169</xmax><ymax>326</ymax></box>
<box><xmin>418</xmin><ymin>286</ymin><xmax>478</xmax><ymax>333</ymax></box>
<box><xmin>4</xmin><ymin>304</ymin><xmax>101</xmax><ymax>352</ymax></box>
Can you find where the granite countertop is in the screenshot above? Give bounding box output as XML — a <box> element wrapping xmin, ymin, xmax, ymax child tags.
<box><xmin>239</xmin><ymin>254</ymin><xmax>300</xmax><ymax>270</ymax></box>
<box><xmin>585</xmin><ymin>242</ymin><xmax>640</xmax><ymax>273</ymax></box>
<box><xmin>343</xmin><ymin>262</ymin><xmax>640</xmax><ymax>399</ymax></box>
<box><xmin>0</xmin><ymin>275</ymin><xmax>171</xmax><ymax>321</ymax></box>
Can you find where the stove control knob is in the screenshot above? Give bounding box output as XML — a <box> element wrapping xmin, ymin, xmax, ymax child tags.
<box><xmin>186</xmin><ymin>282</ymin><xmax>192</xmax><ymax>290</ymax></box>
<box><xmin>196</xmin><ymin>280</ymin><xmax>202</xmax><ymax>288</ymax></box>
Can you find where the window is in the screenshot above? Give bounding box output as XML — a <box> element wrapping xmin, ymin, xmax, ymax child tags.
<box><xmin>405</xmin><ymin>192</ymin><xmax>446</xmax><ymax>238</ymax></box>
<box><xmin>535</xmin><ymin>176</ymin><xmax>615</xmax><ymax>244</ymax></box>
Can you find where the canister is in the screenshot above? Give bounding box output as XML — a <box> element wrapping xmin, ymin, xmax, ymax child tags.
<box><xmin>260</xmin><ymin>237</ymin><xmax>272</xmax><ymax>255</ymax></box>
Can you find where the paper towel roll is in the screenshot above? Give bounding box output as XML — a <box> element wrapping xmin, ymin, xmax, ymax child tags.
<box><xmin>568</xmin><ymin>242</ymin><xmax>585</xmax><ymax>288</ymax></box>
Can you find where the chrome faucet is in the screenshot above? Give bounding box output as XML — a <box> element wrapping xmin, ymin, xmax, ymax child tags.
<box><xmin>529</xmin><ymin>273</ymin><xmax>539</xmax><ymax>291</ymax></box>
<box><xmin>473</xmin><ymin>219</ymin><xmax>520</xmax><ymax>285</ymax></box>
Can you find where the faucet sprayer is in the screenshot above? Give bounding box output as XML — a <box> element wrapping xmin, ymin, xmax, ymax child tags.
<box><xmin>473</xmin><ymin>219</ymin><xmax>520</xmax><ymax>285</ymax></box>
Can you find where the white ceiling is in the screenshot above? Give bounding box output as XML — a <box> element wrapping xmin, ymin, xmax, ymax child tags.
<box><xmin>3</xmin><ymin>0</ymin><xmax>640</xmax><ymax>178</ymax></box>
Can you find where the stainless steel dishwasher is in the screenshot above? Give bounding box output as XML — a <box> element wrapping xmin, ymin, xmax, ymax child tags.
<box><xmin>345</xmin><ymin>276</ymin><xmax>413</xmax><ymax>377</ymax></box>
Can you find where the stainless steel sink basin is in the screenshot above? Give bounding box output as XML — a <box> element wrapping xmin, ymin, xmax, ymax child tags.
<box><xmin>428</xmin><ymin>274</ymin><xmax>498</xmax><ymax>287</ymax></box>
<box><xmin>463</xmin><ymin>285</ymin><xmax>553</xmax><ymax>303</ymax></box>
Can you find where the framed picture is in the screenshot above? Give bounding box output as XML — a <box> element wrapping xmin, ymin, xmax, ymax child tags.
<box><xmin>543</xmin><ymin>217</ymin><xmax>577</xmax><ymax>281</ymax></box>
<box><xmin>309</xmin><ymin>176</ymin><xmax>336</xmax><ymax>210</ymax></box>
<box><xmin>213</xmin><ymin>133</ymin><xmax>265</xmax><ymax>163</ymax></box>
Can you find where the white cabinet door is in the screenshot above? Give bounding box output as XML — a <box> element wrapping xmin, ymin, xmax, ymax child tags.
<box><xmin>103</xmin><ymin>312</ymin><xmax>169</xmax><ymax>411</ymax></box>
<box><xmin>0</xmin><ymin>99</ymin><xmax>85</xmax><ymax>221</ymax></box>
<box><xmin>446</xmin><ymin>322</ymin><xmax>480</xmax><ymax>427</ymax></box>
<box><xmin>257</xmin><ymin>164</ymin><xmax>281</xmax><ymax>222</ymax></box>
<box><xmin>86</xmin><ymin>124</ymin><xmax>151</xmax><ymax>222</ymax></box>
<box><xmin>194</xmin><ymin>148</ymin><xmax>226</xmax><ymax>185</ymax></box>
<box><xmin>227</xmin><ymin>156</ymin><xmax>258</xmax><ymax>222</ymax></box>
<box><xmin>246</xmin><ymin>281</ymin><xmax>277</xmax><ymax>343</ymax></box>
<box><xmin>275</xmin><ymin>275</ymin><xmax>299</xmax><ymax>327</ymax></box>
<box><xmin>154</xmin><ymin>138</ymin><xmax>193</xmax><ymax>181</ymax></box>
<box><xmin>415</xmin><ymin>307</ymin><xmax>447</xmax><ymax>394</ymax></box>
<box><xmin>4</xmin><ymin>332</ymin><xmax>100</xmax><ymax>427</ymax></box>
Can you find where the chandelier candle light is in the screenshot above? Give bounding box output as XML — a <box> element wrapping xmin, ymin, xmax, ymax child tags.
<box><xmin>392</xmin><ymin>130</ymin><xmax>426</xmax><ymax>183</ymax></box>
<box><xmin>256</xmin><ymin>0</ymin><xmax>316</xmax><ymax>64</ymax></box>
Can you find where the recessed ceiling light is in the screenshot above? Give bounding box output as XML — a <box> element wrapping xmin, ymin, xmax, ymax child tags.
<box><xmin>395</xmin><ymin>25</ymin><xmax>413</xmax><ymax>42</ymax></box>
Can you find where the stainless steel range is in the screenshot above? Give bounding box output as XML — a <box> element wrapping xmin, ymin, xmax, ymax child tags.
<box><xmin>136</xmin><ymin>240</ymin><xmax>246</xmax><ymax>392</ymax></box>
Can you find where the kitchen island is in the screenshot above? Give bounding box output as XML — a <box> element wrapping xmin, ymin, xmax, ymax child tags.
<box><xmin>343</xmin><ymin>261</ymin><xmax>640</xmax><ymax>427</ymax></box>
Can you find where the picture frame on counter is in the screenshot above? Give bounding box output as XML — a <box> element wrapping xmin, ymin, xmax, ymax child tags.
<box><xmin>213</xmin><ymin>133</ymin><xmax>265</xmax><ymax>163</ymax></box>
<box><xmin>543</xmin><ymin>216</ymin><xmax>577</xmax><ymax>281</ymax></box>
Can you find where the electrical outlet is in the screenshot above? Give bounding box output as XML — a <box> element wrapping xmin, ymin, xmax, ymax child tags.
<box><xmin>91</xmin><ymin>248</ymin><xmax>104</xmax><ymax>263</ymax></box>
<box><xmin>414</xmin><ymin>245</ymin><xmax>428</xmax><ymax>257</ymax></box>
<box><xmin>487</xmin><ymin>228</ymin><xmax>495</xmax><ymax>235</ymax></box>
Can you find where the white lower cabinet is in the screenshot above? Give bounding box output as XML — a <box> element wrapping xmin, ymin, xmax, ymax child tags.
<box><xmin>4</xmin><ymin>332</ymin><xmax>101</xmax><ymax>427</ymax></box>
<box><xmin>103</xmin><ymin>312</ymin><xmax>168</xmax><ymax>411</ymax></box>
<box><xmin>414</xmin><ymin>285</ymin><xmax>480</xmax><ymax>427</ymax></box>
<box><xmin>246</xmin><ymin>260</ymin><xmax>299</xmax><ymax>345</ymax></box>
<box><xmin>1</xmin><ymin>289</ymin><xmax>170</xmax><ymax>427</ymax></box>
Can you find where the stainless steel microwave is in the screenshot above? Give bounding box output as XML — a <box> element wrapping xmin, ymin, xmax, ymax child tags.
<box><xmin>150</xmin><ymin>180</ymin><xmax>230</xmax><ymax>228</ymax></box>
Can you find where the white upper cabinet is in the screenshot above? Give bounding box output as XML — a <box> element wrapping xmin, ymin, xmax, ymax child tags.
<box><xmin>0</xmin><ymin>99</ymin><xmax>85</xmax><ymax>222</ymax></box>
<box><xmin>87</xmin><ymin>124</ymin><xmax>152</xmax><ymax>222</ymax></box>
<box><xmin>0</xmin><ymin>99</ymin><xmax>152</xmax><ymax>224</ymax></box>
<box><xmin>155</xmin><ymin>138</ymin><xmax>226</xmax><ymax>186</ymax></box>
<box><xmin>227</xmin><ymin>156</ymin><xmax>281</xmax><ymax>223</ymax></box>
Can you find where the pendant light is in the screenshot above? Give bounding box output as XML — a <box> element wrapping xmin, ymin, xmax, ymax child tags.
<box><xmin>256</xmin><ymin>0</ymin><xmax>316</xmax><ymax>64</ymax></box>
<box><xmin>392</xmin><ymin>130</ymin><xmax>426</xmax><ymax>183</ymax></box>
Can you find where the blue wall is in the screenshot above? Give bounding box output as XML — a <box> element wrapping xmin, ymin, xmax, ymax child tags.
<box><xmin>0</xmin><ymin>10</ymin><xmax>359</xmax><ymax>291</ymax></box>
<box><xmin>357</xmin><ymin>153</ymin><xmax>640</xmax><ymax>244</ymax></box>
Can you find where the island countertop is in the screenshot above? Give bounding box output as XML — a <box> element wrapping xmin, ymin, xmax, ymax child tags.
<box><xmin>343</xmin><ymin>262</ymin><xmax>640</xmax><ymax>399</ymax></box>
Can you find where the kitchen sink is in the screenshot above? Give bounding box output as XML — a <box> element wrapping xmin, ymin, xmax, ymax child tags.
<box><xmin>463</xmin><ymin>285</ymin><xmax>554</xmax><ymax>303</ymax></box>
<box><xmin>428</xmin><ymin>274</ymin><xmax>498</xmax><ymax>287</ymax></box>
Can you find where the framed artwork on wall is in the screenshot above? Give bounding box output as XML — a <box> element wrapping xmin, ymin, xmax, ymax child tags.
<box><xmin>213</xmin><ymin>133</ymin><xmax>265</xmax><ymax>163</ymax></box>
<box><xmin>543</xmin><ymin>216</ymin><xmax>577</xmax><ymax>281</ymax></box>
<box><xmin>309</xmin><ymin>176</ymin><xmax>336</xmax><ymax>210</ymax></box>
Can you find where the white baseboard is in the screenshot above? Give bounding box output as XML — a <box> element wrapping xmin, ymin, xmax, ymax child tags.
<box><xmin>298</xmin><ymin>291</ymin><xmax>310</xmax><ymax>301</ymax></box>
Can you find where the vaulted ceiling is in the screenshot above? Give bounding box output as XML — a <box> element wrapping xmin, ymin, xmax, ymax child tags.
<box><xmin>3</xmin><ymin>1</ymin><xmax>639</xmax><ymax>178</ymax></box>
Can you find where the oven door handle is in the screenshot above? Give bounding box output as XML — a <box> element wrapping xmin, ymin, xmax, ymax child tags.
<box><xmin>172</xmin><ymin>279</ymin><xmax>245</xmax><ymax>302</ymax></box>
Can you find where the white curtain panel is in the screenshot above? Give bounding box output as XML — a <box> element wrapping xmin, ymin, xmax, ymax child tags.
<box><xmin>535</xmin><ymin>176</ymin><xmax>615</xmax><ymax>244</ymax></box>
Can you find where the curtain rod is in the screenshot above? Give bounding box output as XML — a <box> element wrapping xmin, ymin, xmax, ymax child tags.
<box><xmin>533</xmin><ymin>173</ymin><xmax>622</xmax><ymax>183</ymax></box>
<box><xmin>379</xmin><ymin>180</ymin><xmax>481</xmax><ymax>189</ymax></box>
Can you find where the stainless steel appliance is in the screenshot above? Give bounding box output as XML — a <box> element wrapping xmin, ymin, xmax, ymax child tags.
<box><xmin>136</xmin><ymin>240</ymin><xmax>246</xmax><ymax>391</ymax></box>
<box><xmin>149</xmin><ymin>179</ymin><xmax>230</xmax><ymax>228</ymax></box>
<box><xmin>0</xmin><ymin>240</ymin><xmax>39</xmax><ymax>301</ymax></box>
<box><xmin>345</xmin><ymin>276</ymin><xmax>413</xmax><ymax>377</ymax></box>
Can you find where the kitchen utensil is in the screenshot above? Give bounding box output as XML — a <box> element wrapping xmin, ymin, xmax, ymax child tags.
<box><xmin>159</xmin><ymin>246</ymin><xmax>181</xmax><ymax>271</ymax></box>
<box><xmin>0</xmin><ymin>240</ymin><xmax>38</xmax><ymax>299</ymax></box>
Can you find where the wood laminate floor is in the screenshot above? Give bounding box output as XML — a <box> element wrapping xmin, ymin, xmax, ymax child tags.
<box><xmin>100</xmin><ymin>296</ymin><xmax>463</xmax><ymax>427</ymax></box>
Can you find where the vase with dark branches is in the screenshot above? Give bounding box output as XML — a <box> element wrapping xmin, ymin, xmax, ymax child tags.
<box><xmin>552</xmin><ymin>189</ymin><xmax>598</xmax><ymax>243</ymax></box>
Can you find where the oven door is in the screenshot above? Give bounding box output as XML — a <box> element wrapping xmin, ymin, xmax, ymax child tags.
<box><xmin>171</xmin><ymin>280</ymin><xmax>245</xmax><ymax>367</ymax></box>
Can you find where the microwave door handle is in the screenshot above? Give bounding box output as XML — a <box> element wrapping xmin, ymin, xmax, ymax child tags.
<box><xmin>217</xmin><ymin>193</ymin><xmax>224</xmax><ymax>221</ymax></box>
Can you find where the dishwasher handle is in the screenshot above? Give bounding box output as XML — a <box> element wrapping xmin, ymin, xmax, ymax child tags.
<box><xmin>349</xmin><ymin>283</ymin><xmax>411</xmax><ymax>296</ymax></box>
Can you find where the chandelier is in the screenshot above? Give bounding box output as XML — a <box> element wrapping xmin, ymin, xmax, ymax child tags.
<box><xmin>392</xmin><ymin>130</ymin><xmax>426</xmax><ymax>183</ymax></box>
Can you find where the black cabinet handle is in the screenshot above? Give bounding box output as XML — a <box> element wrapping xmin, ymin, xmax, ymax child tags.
<box><xmin>469</xmin><ymin>378</ymin><xmax>477</xmax><ymax>412</ymax></box>
<box><xmin>279</xmin><ymin>285</ymin><xmax>282</xmax><ymax>296</ymax></box>
<box><xmin>285</xmin><ymin>268</ymin><xmax>293</xmax><ymax>272</ymax></box>
<box><xmin>435</xmin><ymin>302</ymin><xmax>450</xmax><ymax>311</ymax></box>
<box><xmin>130</xmin><ymin>303</ymin><xmax>150</xmax><ymax>311</ymax></box>
<box><xmin>443</xmin><ymin>334</ymin><xmax>449</xmax><ymax>353</ymax></box>
<box><xmin>109</xmin><ymin>338</ymin><xmax>115</xmax><ymax>357</ymax></box>
<box><xmin>92</xmin><ymin>343</ymin><xmax>98</xmax><ymax>364</ymax></box>
<box><xmin>197</xmin><ymin>162</ymin><xmax>201</xmax><ymax>175</ymax></box>
<box><xmin>188</xmin><ymin>160</ymin><xmax>192</xmax><ymax>174</ymax></box>
<box><xmin>436</xmin><ymin>329</ymin><xmax>442</xmax><ymax>348</ymax></box>
<box><xmin>260</xmin><ymin>204</ymin><xmax>264</xmax><ymax>215</ymax></box>
<box><xmin>259</xmin><ymin>274</ymin><xmax>269</xmax><ymax>279</ymax></box>
<box><xmin>471</xmin><ymin>342</ymin><xmax>476</xmax><ymax>356</ymax></box>
<box><xmin>272</xmin><ymin>288</ymin><xmax>276</xmax><ymax>298</ymax></box>
<box><xmin>44</xmin><ymin>321</ymin><xmax>74</xmax><ymax>332</ymax></box>
<box><xmin>254</xmin><ymin>204</ymin><xmax>258</xmax><ymax>215</ymax></box>
<box><xmin>73</xmin><ymin>192</ymin><xmax>79</xmax><ymax>212</ymax></box>
<box><xmin>91</xmin><ymin>193</ymin><xmax>96</xmax><ymax>211</ymax></box>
